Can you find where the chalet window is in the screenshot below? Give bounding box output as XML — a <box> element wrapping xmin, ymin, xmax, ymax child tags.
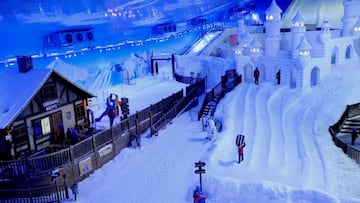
<box><xmin>33</xmin><ymin>116</ymin><xmax>52</xmax><ymax>137</ymax></box>
<box><xmin>13</xmin><ymin>124</ymin><xmax>27</xmax><ymax>146</ymax></box>
<box><xmin>42</xmin><ymin>83</ymin><xmax>57</xmax><ymax>101</ymax></box>
<box><xmin>75</xmin><ymin>103</ymin><xmax>85</xmax><ymax>120</ymax></box>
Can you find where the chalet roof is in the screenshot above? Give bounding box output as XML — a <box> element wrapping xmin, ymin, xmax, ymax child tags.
<box><xmin>0</xmin><ymin>68</ymin><xmax>94</xmax><ymax>129</ymax></box>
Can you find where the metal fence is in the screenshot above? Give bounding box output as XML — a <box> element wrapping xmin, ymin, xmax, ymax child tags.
<box><xmin>329</xmin><ymin>102</ymin><xmax>360</xmax><ymax>162</ymax></box>
<box><xmin>197</xmin><ymin>69</ymin><xmax>241</xmax><ymax>120</ymax></box>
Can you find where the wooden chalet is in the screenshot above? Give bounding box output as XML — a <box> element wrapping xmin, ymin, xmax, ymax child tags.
<box><xmin>0</xmin><ymin>58</ymin><xmax>94</xmax><ymax>160</ymax></box>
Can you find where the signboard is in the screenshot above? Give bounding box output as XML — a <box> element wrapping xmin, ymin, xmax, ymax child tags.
<box><xmin>195</xmin><ymin>169</ymin><xmax>206</xmax><ymax>174</ymax></box>
<box><xmin>98</xmin><ymin>143</ymin><xmax>113</xmax><ymax>158</ymax></box>
<box><xmin>79</xmin><ymin>157</ymin><xmax>92</xmax><ymax>176</ymax></box>
<box><xmin>194</xmin><ymin>161</ymin><xmax>206</xmax><ymax>168</ymax></box>
<box><xmin>42</xmin><ymin>99</ymin><xmax>59</xmax><ymax>111</ymax></box>
<box><xmin>236</xmin><ymin>134</ymin><xmax>245</xmax><ymax>147</ymax></box>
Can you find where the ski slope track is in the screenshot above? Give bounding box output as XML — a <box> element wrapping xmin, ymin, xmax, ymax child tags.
<box><xmin>209</xmin><ymin>77</ymin><xmax>360</xmax><ymax>202</ymax></box>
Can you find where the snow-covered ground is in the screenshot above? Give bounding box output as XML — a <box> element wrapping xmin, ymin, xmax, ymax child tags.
<box><xmin>60</xmin><ymin>58</ymin><xmax>360</xmax><ymax>202</ymax></box>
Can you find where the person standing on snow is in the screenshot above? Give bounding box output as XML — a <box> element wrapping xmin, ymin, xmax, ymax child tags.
<box><xmin>193</xmin><ymin>186</ymin><xmax>200</xmax><ymax>203</ymax></box>
<box><xmin>351</xmin><ymin>128</ymin><xmax>358</xmax><ymax>145</ymax></box>
<box><xmin>236</xmin><ymin>134</ymin><xmax>246</xmax><ymax>163</ymax></box>
<box><xmin>195</xmin><ymin>190</ymin><xmax>206</xmax><ymax>203</ymax></box>
<box><xmin>254</xmin><ymin>67</ymin><xmax>260</xmax><ymax>85</ymax></box>
<box><xmin>276</xmin><ymin>70</ymin><xmax>281</xmax><ymax>85</ymax></box>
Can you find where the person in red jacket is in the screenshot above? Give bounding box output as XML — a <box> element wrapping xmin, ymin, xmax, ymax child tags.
<box><xmin>238</xmin><ymin>143</ymin><xmax>246</xmax><ymax>163</ymax></box>
<box><xmin>236</xmin><ymin>134</ymin><xmax>246</xmax><ymax>163</ymax></box>
<box><xmin>195</xmin><ymin>190</ymin><xmax>206</xmax><ymax>203</ymax></box>
<box><xmin>193</xmin><ymin>186</ymin><xmax>200</xmax><ymax>203</ymax></box>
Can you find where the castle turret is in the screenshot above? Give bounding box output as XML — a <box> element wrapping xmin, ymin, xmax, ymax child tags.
<box><xmin>291</xmin><ymin>10</ymin><xmax>306</xmax><ymax>58</ymax></box>
<box><xmin>319</xmin><ymin>20</ymin><xmax>331</xmax><ymax>43</ymax></box>
<box><xmin>264</xmin><ymin>0</ymin><xmax>282</xmax><ymax>57</ymax></box>
<box><xmin>249</xmin><ymin>38</ymin><xmax>262</xmax><ymax>55</ymax></box>
<box><xmin>315</xmin><ymin>4</ymin><xmax>324</xmax><ymax>29</ymax></box>
<box><xmin>342</xmin><ymin>0</ymin><xmax>360</xmax><ymax>36</ymax></box>
<box><xmin>238</xmin><ymin>19</ymin><xmax>247</xmax><ymax>37</ymax></box>
<box><xmin>353</xmin><ymin>19</ymin><xmax>360</xmax><ymax>37</ymax></box>
<box><xmin>297</xmin><ymin>36</ymin><xmax>312</xmax><ymax>59</ymax></box>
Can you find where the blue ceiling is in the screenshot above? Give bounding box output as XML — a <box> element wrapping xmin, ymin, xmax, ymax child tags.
<box><xmin>0</xmin><ymin>0</ymin><xmax>292</xmax><ymax>61</ymax></box>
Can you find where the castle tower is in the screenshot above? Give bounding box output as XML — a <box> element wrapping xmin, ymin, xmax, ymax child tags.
<box><xmin>264</xmin><ymin>0</ymin><xmax>282</xmax><ymax>57</ymax></box>
<box><xmin>238</xmin><ymin>19</ymin><xmax>247</xmax><ymax>37</ymax></box>
<box><xmin>297</xmin><ymin>36</ymin><xmax>312</xmax><ymax>59</ymax></box>
<box><xmin>342</xmin><ymin>0</ymin><xmax>360</xmax><ymax>36</ymax></box>
<box><xmin>315</xmin><ymin>4</ymin><xmax>324</xmax><ymax>29</ymax></box>
<box><xmin>353</xmin><ymin>19</ymin><xmax>360</xmax><ymax>37</ymax></box>
<box><xmin>291</xmin><ymin>10</ymin><xmax>306</xmax><ymax>58</ymax></box>
<box><xmin>319</xmin><ymin>20</ymin><xmax>332</xmax><ymax>43</ymax></box>
<box><xmin>249</xmin><ymin>37</ymin><xmax>263</xmax><ymax>59</ymax></box>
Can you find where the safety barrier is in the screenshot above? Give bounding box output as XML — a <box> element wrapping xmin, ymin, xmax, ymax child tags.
<box><xmin>329</xmin><ymin>102</ymin><xmax>360</xmax><ymax>163</ymax></box>
<box><xmin>198</xmin><ymin>69</ymin><xmax>241</xmax><ymax>120</ymax></box>
<box><xmin>0</xmin><ymin>78</ymin><xmax>205</xmax><ymax>202</ymax></box>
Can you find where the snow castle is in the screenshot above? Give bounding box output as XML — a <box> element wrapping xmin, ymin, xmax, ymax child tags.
<box><xmin>234</xmin><ymin>0</ymin><xmax>360</xmax><ymax>89</ymax></box>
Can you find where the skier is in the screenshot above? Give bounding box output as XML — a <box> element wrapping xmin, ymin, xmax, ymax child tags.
<box><xmin>254</xmin><ymin>67</ymin><xmax>260</xmax><ymax>85</ymax></box>
<box><xmin>236</xmin><ymin>134</ymin><xmax>246</xmax><ymax>163</ymax></box>
<box><xmin>206</xmin><ymin>117</ymin><xmax>216</xmax><ymax>141</ymax></box>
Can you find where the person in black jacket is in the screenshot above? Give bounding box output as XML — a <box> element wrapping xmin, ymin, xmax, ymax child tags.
<box><xmin>351</xmin><ymin>128</ymin><xmax>358</xmax><ymax>145</ymax></box>
<box><xmin>254</xmin><ymin>67</ymin><xmax>260</xmax><ymax>85</ymax></box>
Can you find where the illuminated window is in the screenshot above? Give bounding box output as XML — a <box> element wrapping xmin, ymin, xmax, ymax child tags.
<box><xmin>266</xmin><ymin>15</ymin><xmax>274</xmax><ymax>20</ymax></box>
<box><xmin>33</xmin><ymin>117</ymin><xmax>52</xmax><ymax>137</ymax></box>
<box><xmin>41</xmin><ymin>117</ymin><xmax>51</xmax><ymax>135</ymax></box>
<box><xmin>299</xmin><ymin>50</ymin><xmax>310</xmax><ymax>56</ymax></box>
<box><xmin>251</xmin><ymin>48</ymin><xmax>260</xmax><ymax>53</ymax></box>
<box><xmin>294</xmin><ymin>22</ymin><xmax>304</xmax><ymax>27</ymax></box>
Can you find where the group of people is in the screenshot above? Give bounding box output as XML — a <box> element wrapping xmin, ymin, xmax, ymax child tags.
<box><xmin>54</xmin><ymin>122</ymin><xmax>82</xmax><ymax>148</ymax></box>
<box><xmin>253</xmin><ymin>68</ymin><xmax>281</xmax><ymax>85</ymax></box>
<box><xmin>66</xmin><ymin>126</ymin><xmax>81</xmax><ymax>145</ymax></box>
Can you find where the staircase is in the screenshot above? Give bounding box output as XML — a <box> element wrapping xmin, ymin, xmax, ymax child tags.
<box><xmin>201</xmin><ymin>96</ymin><xmax>219</xmax><ymax>118</ymax></box>
<box><xmin>340</xmin><ymin>115</ymin><xmax>360</xmax><ymax>135</ymax></box>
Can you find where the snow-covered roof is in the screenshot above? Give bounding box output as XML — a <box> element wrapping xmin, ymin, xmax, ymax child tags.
<box><xmin>0</xmin><ymin>68</ymin><xmax>94</xmax><ymax>129</ymax></box>
<box><xmin>250</xmin><ymin>38</ymin><xmax>263</xmax><ymax>48</ymax></box>
<box><xmin>265</xmin><ymin>0</ymin><xmax>282</xmax><ymax>15</ymax></box>
<box><xmin>297</xmin><ymin>37</ymin><xmax>312</xmax><ymax>50</ymax></box>
<box><xmin>292</xmin><ymin>10</ymin><xmax>305</xmax><ymax>23</ymax></box>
